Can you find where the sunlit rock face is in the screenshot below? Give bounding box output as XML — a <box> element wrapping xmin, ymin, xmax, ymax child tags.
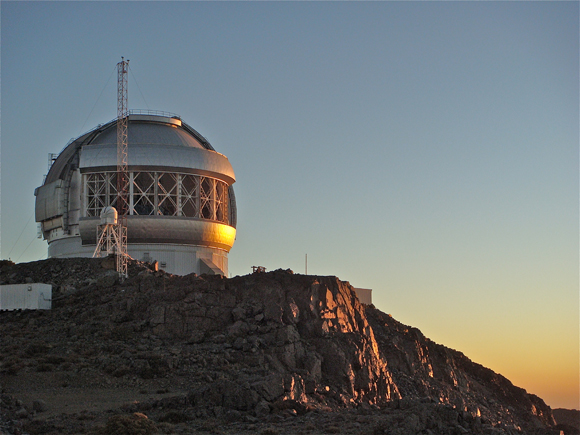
<box><xmin>366</xmin><ymin>309</ymin><xmax>556</xmax><ymax>430</ymax></box>
<box><xmin>140</xmin><ymin>269</ymin><xmax>402</xmax><ymax>406</ymax></box>
<box><xmin>1</xmin><ymin>258</ymin><xmax>556</xmax><ymax>434</ymax></box>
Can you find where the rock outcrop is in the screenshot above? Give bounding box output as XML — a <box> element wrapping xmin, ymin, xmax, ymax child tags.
<box><xmin>0</xmin><ymin>257</ymin><xmax>558</xmax><ymax>434</ymax></box>
<box><xmin>553</xmin><ymin>408</ymin><xmax>580</xmax><ymax>434</ymax></box>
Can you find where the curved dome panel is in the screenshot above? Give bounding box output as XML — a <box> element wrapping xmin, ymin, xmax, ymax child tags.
<box><xmin>89</xmin><ymin>120</ymin><xmax>206</xmax><ymax>149</ymax></box>
<box><xmin>79</xmin><ymin>216</ymin><xmax>236</xmax><ymax>251</ymax></box>
<box><xmin>79</xmin><ymin>144</ymin><xmax>235</xmax><ymax>184</ymax></box>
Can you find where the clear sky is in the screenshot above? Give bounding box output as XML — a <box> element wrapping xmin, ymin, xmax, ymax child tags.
<box><xmin>1</xmin><ymin>1</ymin><xmax>578</xmax><ymax>410</ymax></box>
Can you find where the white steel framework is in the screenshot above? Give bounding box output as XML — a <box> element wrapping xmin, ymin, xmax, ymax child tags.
<box><xmin>84</xmin><ymin>171</ymin><xmax>230</xmax><ymax>223</ymax></box>
<box><xmin>93</xmin><ymin>221</ymin><xmax>127</xmax><ymax>270</ymax></box>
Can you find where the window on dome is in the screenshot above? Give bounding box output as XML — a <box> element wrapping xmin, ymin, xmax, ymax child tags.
<box><xmin>133</xmin><ymin>172</ymin><xmax>155</xmax><ymax>215</ymax></box>
<box><xmin>157</xmin><ymin>173</ymin><xmax>178</xmax><ymax>216</ymax></box>
<box><xmin>200</xmin><ymin>177</ymin><xmax>214</xmax><ymax>220</ymax></box>
<box><xmin>181</xmin><ymin>174</ymin><xmax>198</xmax><ymax>218</ymax></box>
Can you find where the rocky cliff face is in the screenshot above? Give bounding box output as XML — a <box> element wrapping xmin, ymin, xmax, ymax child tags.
<box><xmin>0</xmin><ymin>258</ymin><xmax>557</xmax><ymax>434</ymax></box>
<box><xmin>552</xmin><ymin>408</ymin><xmax>580</xmax><ymax>434</ymax></box>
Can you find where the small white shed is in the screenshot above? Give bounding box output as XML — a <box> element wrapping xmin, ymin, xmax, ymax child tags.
<box><xmin>0</xmin><ymin>284</ymin><xmax>52</xmax><ymax>310</ymax></box>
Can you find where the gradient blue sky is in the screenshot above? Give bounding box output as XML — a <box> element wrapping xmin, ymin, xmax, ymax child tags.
<box><xmin>1</xmin><ymin>1</ymin><xmax>578</xmax><ymax>409</ymax></box>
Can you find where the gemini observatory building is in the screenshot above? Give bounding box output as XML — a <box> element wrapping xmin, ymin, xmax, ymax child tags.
<box><xmin>34</xmin><ymin>110</ymin><xmax>237</xmax><ymax>276</ymax></box>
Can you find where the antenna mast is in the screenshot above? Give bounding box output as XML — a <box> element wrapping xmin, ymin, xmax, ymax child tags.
<box><xmin>93</xmin><ymin>57</ymin><xmax>130</xmax><ymax>279</ymax></box>
<box><xmin>116</xmin><ymin>57</ymin><xmax>129</xmax><ymax>278</ymax></box>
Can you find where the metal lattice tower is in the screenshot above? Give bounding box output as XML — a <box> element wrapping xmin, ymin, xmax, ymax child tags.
<box><xmin>116</xmin><ymin>57</ymin><xmax>129</xmax><ymax>279</ymax></box>
<box><xmin>93</xmin><ymin>58</ymin><xmax>129</xmax><ymax>279</ymax></box>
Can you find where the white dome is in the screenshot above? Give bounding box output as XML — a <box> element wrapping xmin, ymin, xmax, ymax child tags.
<box><xmin>99</xmin><ymin>206</ymin><xmax>117</xmax><ymax>225</ymax></box>
<box><xmin>34</xmin><ymin>111</ymin><xmax>237</xmax><ymax>276</ymax></box>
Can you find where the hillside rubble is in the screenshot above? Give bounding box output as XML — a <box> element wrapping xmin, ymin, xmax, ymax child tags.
<box><xmin>0</xmin><ymin>257</ymin><xmax>560</xmax><ymax>435</ymax></box>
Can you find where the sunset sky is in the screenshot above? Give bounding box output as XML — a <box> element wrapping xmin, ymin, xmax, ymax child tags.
<box><xmin>1</xmin><ymin>2</ymin><xmax>578</xmax><ymax>409</ymax></box>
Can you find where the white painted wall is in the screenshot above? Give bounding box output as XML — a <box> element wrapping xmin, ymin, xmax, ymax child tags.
<box><xmin>0</xmin><ymin>284</ymin><xmax>52</xmax><ymax>310</ymax></box>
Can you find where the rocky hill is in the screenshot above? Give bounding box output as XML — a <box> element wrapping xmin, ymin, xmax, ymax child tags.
<box><xmin>0</xmin><ymin>257</ymin><xmax>560</xmax><ymax>435</ymax></box>
<box><xmin>553</xmin><ymin>409</ymin><xmax>580</xmax><ymax>434</ymax></box>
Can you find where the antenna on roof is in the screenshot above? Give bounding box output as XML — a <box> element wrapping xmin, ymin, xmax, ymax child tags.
<box><xmin>116</xmin><ymin>57</ymin><xmax>129</xmax><ymax>279</ymax></box>
<box><xmin>93</xmin><ymin>58</ymin><xmax>130</xmax><ymax>280</ymax></box>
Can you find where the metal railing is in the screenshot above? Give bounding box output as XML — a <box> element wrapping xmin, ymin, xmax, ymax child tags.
<box><xmin>128</xmin><ymin>109</ymin><xmax>181</xmax><ymax>119</ymax></box>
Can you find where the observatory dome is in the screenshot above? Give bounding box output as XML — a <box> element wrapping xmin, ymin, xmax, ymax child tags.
<box><xmin>35</xmin><ymin>111</ymin><xmax>237</xmax><ymax>276</ymax></box>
